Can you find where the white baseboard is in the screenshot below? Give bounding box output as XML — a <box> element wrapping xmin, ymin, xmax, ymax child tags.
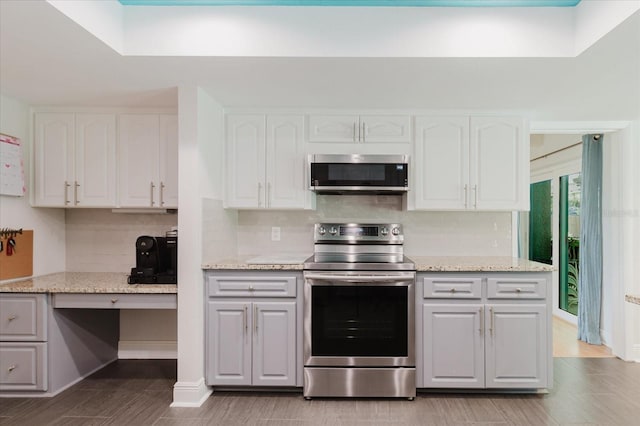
<box><xmin>118</xmin><ymin>340</ymin><xmax>177</xmax><ymax>359</ymax></box>
<box><xmin>171</xmin><ymin>378</ymin><xmax>212</xmax><ymax>407</ymax></box>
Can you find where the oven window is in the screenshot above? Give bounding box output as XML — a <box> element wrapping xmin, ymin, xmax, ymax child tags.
<box><xmin>311</xmin><ymin>285</ymin><xmax>408</xmax><ymax>357</ymax></box>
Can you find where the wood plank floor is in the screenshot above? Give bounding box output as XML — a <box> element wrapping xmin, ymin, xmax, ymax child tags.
<box><xmin>2</xmin><ymin>357</ymin><xmax>640</xmax><ymax>425</ymax></box>
<box><xmin>552</xmin><ymin>316</ymin><xmax>614</xmax><ymax>358</ymax></box>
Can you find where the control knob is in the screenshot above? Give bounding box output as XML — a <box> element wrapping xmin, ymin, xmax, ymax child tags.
<box><xmin>329</xmin><ymin>226</ymin><xmax>338</xmax><ymax>235</ymax></box>
<box><xmin>380</xmin><ymin>227</ymin><xmax>389</xmax><ymax>236</ymax></box>
<box><xmin>317</xmin><ymin>226</ymin><xmax>326</xmax><ymax>235</ymax></box>
<box><xmin>391</xmin><ymin>227</ymin><xmax>400</xmax><ymax>236</ymax></box>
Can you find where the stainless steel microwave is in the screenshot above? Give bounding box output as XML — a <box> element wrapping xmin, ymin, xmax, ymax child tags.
<box><xmin>308</xmin><ymin>154</ymin><xmax>409</xmax><ymax>194</ymax></box>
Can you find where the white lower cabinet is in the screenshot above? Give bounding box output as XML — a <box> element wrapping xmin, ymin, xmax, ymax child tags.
<box><xmin>418</xmin><ymin>273</ymin><xmax>551</xmax><ymax>390</ymax></box>
<box><xmin>205</xmin><ymin>272</ymin><xmax>301</xmax><ymax>388</ymax></box>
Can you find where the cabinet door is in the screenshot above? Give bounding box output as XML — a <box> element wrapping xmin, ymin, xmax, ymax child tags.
<box><xmin>485</xmin><ymin>304</ymin><xmax>547</xmax><ymax>388</ymax></box>
<box><xmin>159</xmin><ymin>114</ymin><xmax>179</xmax><ymax>208</ymax></box>
<box><xmin>422</xmin><ymin>304</ymin><xmax>484</xmax><ymax>388</ymax></box>
<box><xmin>414</xmin><ymin>117</ymin><xmax>469</xmax><ymax>210</ymax></box>
<box><xmin>225</xmin><ymin>114</ymin><xmax>266</xmax><ymax>208</ymax></box>
<box><xmin>118</xmin><ymin>115</ymin><xmax>160</xmax><ymax>207</ymax></box>
<box><xmin>266</xmin><ymin>115</ymin><xmax>305</xmax><ymax>209</ymax></box>
<box><xmin>360</xmin><ymin>115</ymin><xmax>411</xmax><ymax>143</ymax></box>
<box><xmin>74</xmin><ymin>114</ymin><xmax>116</xmax><ymax>207</ymax></box>
<box><xmin>33</xmin><ymin>113</ymin><xmax>75</xmax><ymax>206</ymax></box>
<box><xmin>470</xmin><ymin>117</ymin><xmax>528</xmax><ymax>210</ymax></box>
<box><xmin>207</xmin><ymin>301</ymin><xmax>251</xmax><ymax>386</ymax></box>
<box><xmin>308</xmin><ymin>115</ymin><xmax>358</xmax><ymax>143</ymax></box>
<box><xmin>252</xmin><ymin>302</ymin><xmax>296</xmax><ymax>386</ymax></box>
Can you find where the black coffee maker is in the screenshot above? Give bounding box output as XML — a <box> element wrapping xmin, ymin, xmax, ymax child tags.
<box><xmin>128</xmin><ymin>234</ymin><xmax>178</xmax><ymax>284</ymax></box>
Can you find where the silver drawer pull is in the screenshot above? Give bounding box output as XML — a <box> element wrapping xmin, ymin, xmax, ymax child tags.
<box><xmin>450</xmin><ymin>288</ymin><xmax>456</xmax><ymax>293</ymax></box>
<box><xmin>248</xmin><ymin>285</ymin><xmax>254</xmax><ymax>292</ymax></box>
<box><xmin>8</xmin><ymin>315</ymin><xmax>17</xmax><ymax>321</ymax></box>
<box><xmin>8</xmin><ymin>365</ymin><xmax>16</xmax><ymax>372</ymax></box>
<box><xmin>516</xmin><ymin>288</ymin><xmax>522</xmax><ymax>293</ymax></box>
<box><xmin>111</xmin><ymin>298</ymin><xmax>118</xmax><ymax>304</ymax></box>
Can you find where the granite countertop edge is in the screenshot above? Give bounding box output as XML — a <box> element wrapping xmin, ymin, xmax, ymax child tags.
<box><xmin>203</xmin><ymin>256</ymin><xmax>555</xmax><ymax>272</ymax></box>
<box><xmin>0</xmin><ymin>272</ymin><xmax>177</xmax><ymax>294</ymax></box>
<box><xmin>625</xmin><ymin>294</ymin><xmax>640</xmax><ymax>305</ymax></box>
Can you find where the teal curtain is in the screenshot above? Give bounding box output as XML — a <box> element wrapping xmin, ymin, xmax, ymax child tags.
<box><xmin>577</xmin><ymin>134</ymin><xmax>603</xmax><ymax>344</ymax></box>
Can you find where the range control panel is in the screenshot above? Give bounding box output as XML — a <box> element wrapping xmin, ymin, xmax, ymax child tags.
<box><xmin>314</xmin><ymin>223</ymin><xmax>403</xmax><ymax>244</ymax></box>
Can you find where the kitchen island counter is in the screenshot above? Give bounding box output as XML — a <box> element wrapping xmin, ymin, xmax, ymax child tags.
<box><xmin>0</xmin><ymin>272</ymin><xmax>177</xmax><ymax>294</ymax></box>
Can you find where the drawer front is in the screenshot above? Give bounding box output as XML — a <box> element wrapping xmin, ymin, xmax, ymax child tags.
<box><xmin>487</xmin><ymin>278</ymin><xmax>546</xmax><ymax>299</ymax></box>
<box><xmin>0</xmin><ymin>294</ymin><xmax>47</xmax><ymax>341</ymax></box>
<box><xmin>208</xmin><ymin>275</ymin><xmax>297</xmax><ymax>298</ymax></box>
<box><xmin>52</xmin><ymin>293</ymin><xmax>177</xmax><ymax>309</ymax></box>
<box><xmin>422</xmin><ymin>277</ymin><xmax>482</xmax><ymax>299</ymax></box>
<box><xmin>0</xmin><ymin>342</ymin><xmax>47</xmax><ymax>391</ymax></box>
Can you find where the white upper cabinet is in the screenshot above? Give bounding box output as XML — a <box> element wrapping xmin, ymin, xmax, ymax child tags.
<box><xmin>159</xmin><ymin>115</ymin><xmax>179</xmax><ymax>208</ymax></box>
<box><xmin>34</xmin><ymin>113</ymin><xmax>116</xmax><ymax>207</ymax></box>
<box><xmin>266</xmin><ymin>115</ymin><xmax>306</xmax><ymax>209</ymax></box>
<box><xmin>74</xmin><ymin>114</ymin><xmax>117</xmax><ymax>207</ymax></box>
<box><xmin>118</xmin><ymin>114</ymin><xmax>178</xmax><ymax>208</ymax></box>
<box><xmin>470</xmin><ymin>116</ymin><xmax>528</xmax><ymax>211</ymax></box>
<box><xmin>414</xmin><ymin>117</ymin><xmax>469</xmax><ymax>210</ymax></box>
<box><xmin>412</xmin><ymin>115</ymin><xmax>528</xmax><ymax>211</ymax></box>
<box><xmin>308</xmin><ymin>114</ymin><xmax>411</xmax><ymax>143</ymax></box>
<box><xmin>225</xmin><ymin>114</ymin><xmax>307</xmax><ymax>210</ymax></box>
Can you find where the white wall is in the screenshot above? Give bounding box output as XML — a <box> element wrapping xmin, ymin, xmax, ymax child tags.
<box><xmin>0</xmin><ymin>93</ymin><xmax>65</xmax><ymax>277</ymax></box>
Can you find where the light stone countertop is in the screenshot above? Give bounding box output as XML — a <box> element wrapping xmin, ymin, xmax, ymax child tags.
<box><xmin>203</xmin><ymin>255</ymin><xmax>554</xmax><ymax>272</ymax></box>
<box><xmin>202</xmin><ymin>255</ymin><xmax>307</xmax><ymax>271</ymax></box>
<box><xmin>625</xmin><ymin>295</ymin><xmax>640</xmax><ymax>305</ymax></box>
<box><xmin>411</xmin><ymin>256</ymin><xmax>555</xmax><ymax>272</ymax></box>
<box><xmin>0</xmin><ymin>272</ymin><xmax>177</xmax><ymax>294</ymax></box>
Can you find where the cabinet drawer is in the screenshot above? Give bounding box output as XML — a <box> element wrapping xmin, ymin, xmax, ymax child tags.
<box><xmin>208</xmin><ymin>275</ymin><xmax>297</xmax><ymax>298</ymax></box>
<box><xmin>422</xmin><ymin>277</ymin><xmax>482</xmax><ymax>299</ymax></box>
<box><xmin>0</xmin><ymin>294</ymin><xmax>47</xmax><ymax>341</ymax></box>
<box><xmin>52</xmin><ymin>293</ymin><xmax>177</xmax><ymax>309</ymax></box>
<box><xmin>0</xmin><ymin>342</ymin><xmax>47</xmax><ymax>391</ymax></box>
<box><xmin>487</xmin><ymin>278</ymin><xmax>546</xmax><ymax>299</ymax></box>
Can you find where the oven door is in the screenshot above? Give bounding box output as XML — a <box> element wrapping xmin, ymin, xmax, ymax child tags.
<box><xmin>303</xmin><ymin>271</ymin><xmax>415</xmax><ymax>367</ymax></box>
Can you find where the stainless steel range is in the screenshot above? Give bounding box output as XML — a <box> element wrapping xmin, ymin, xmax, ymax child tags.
<box><xmin>303</xmin><ymin>223</ymin><xmax>416</xmax><ymax>399</ymax></box>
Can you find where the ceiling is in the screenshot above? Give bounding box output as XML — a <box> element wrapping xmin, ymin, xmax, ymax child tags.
<box><xmin>0</xmin><ymin>1</ymin><xmax>638</xmax><ymax>122</ymax></box>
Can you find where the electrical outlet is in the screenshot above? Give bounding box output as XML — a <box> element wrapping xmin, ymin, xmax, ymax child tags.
<box><xmin>271</xmin><ymin>227</ymin><xmax>281</xmax><ymax>241</ymax></box>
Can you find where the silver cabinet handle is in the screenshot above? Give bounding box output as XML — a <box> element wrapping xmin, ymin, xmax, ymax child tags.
<box><xmin>248</xmin><ymin>285</ymin><xmax>254</xmax><ymax>292</ymax></box>
<box><xmin>450</xmin><ymin>288</ymin><xmax>456</xmax><ymax>293</ymax></box>
<box><xmin>150</xmin><ymin>182</ymin><xmax>155</xmax><ymax>206</ymax></box>
<box><xmin>110</xmin><ymin>298</ymin><xmax>118</xmax><ymax>304</ymax></box>
<box><xmin>479</xmin><ymin>307</ymin><xmax>484</xmax><ymax>335</ymax></box>
<box><xmin>353</xmin><ymin>122</ymin><xmax>357</xmax><ymax>142</ymax></box>
<box><xmin>254</xmin><ymin>305</ymin><xmax>258</xmax><ymax>334</ymax></box>
<box><xmin>464</xmin><ymin>184</ymin><xmax>468</xmax><ymax>208</ymax></box>
<box><xmin>361</xmin><ymin>122</ymin><xmax>366</xmax><ymax>143</ymax></box>
<box><xmin>74</xmin><ymin>181</ymin><xmax>79</xmax><ymax>205</ymax></box>
<box><xmin>8</xmin><ymin>365</ymin><xmax>16</xmax><ymax>372</ymax></box>
<box><xmin>64</xmin><ymin>181</ymin><xmax>71</xmax><ymax>205</ymax></box>
<box><xmin>516</xmin><ymin>288</ymin><xmax>522</xmax><ymax>293</ymax></box>
<box><xmin>257</xmin><ymin>182</ymin><xmax>262</xmax><ymax>207</ymax></box>
<box><xmin>489</xmin><ymin>307</ymin><xmax>494</xmax><ymax>336</ymax></box>
<box><xmin>473</xmin><ymin>184</ymin><xmax>478</xmax><ymax>208</ymax></box>
<box><xmin>267</xmin><ymin>182</ymin><xmax>271</xmax><ymax>208</ymax></box>
<box><xmin>244</xmin><ymin>305</ymin><xmax>248</xmax><ymax>334</ymax></box>
<box><xmin>160</xmin><ymin>182</ymin><xmax>165</xmax><ymax>206</ymax></box>
<box><xmin>8</xmin><ymin>314</ymin><xmax>17</xmax><ymax>321</ymax></box>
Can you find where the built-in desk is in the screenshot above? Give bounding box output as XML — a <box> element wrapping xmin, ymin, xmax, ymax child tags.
<box><xmin>0</xmin><ymin>272</ymin><xmax>176</xmax><ymax>397</ymax></box>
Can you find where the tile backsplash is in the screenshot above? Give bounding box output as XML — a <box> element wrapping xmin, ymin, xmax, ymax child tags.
<box><xmin>235</xmin><ymin>195</ymin><xmax>514</xmax><ymax>257</ymax></box>
<box><xmin>65</xmin><ymin>209</ymin><xmax>178</xmax><ymax>272</ymax></box>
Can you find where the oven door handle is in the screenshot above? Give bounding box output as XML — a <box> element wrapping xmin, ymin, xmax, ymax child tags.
<box><xmin>304</xmin><ymin>273</ymin><xmax>414</xmax><ymax>283</ymax></box>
